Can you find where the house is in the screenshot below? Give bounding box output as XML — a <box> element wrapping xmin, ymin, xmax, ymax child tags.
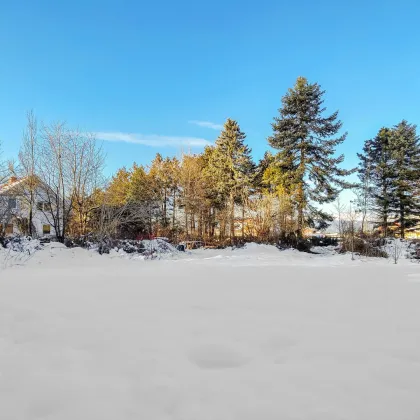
<box><xmin>0</xmin><ymin>177</ymin><xmax>56</xmax><ymax>238</ymax></box>
<box><xmin>406</xmin><ymin>223</ymin><xmax>420</xmax><ymax>239</ymax></box>
<box><xmin>375</xmin><ymin>216</ymin><xmax>420</xmax><ymax>239</ymax></box>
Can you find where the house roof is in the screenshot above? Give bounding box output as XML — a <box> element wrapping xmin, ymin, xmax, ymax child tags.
<box><xmin>0</xmin><ymin>177</ymin><xmax>29</xmax><ymax>195</ymax></box>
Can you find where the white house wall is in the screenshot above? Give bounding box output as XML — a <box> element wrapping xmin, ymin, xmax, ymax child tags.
<box><xmin>0</xmin><ymin>186</ymin><xmax>57</xmax><ymax>238</ymax></box>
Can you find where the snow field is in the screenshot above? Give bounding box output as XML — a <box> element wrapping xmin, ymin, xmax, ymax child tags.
<box><xmin>1</xmin><ymin>243</ymin><xmax>420</xmax><ymax>419</ymax></box>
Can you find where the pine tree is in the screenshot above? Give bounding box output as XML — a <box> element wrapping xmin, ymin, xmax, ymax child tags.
<box><xmin>204</xmin><ymin>119</ymin><xmax>254</xmax><ymax>239</ymax></box>
<box><xmin>268</xmin><ymin>77</ymin><xmax>353</xmax><ymax>236</ymax></box>
<box><xmin>389</xmin><ymin>120</ymin><xmax>420</xmax><ymax>238</ymax></box>
<box><xmin>107</xmin><ymin>167</ymin><xmax>132</xmax><ymax>206</ymax></box>
<box><xmin>129</xmin><ymin>163</ymin><xmax>161</xmax><ymax>235</ymax></box>
<box><xmin>357</xmin><ymin>128</ymin><xmax>395</xmax><ymax>236</ymax></box>
<box><xmin>254</xmin><ymin>152</ymin><xmax>275</xmax><ymax>193</ymax></box>
<box><xmin>149</xmin><ymin>153</ymin><xmax>171</xmax><ymax>227</ymax></box>
<box><xmin>179</xmin><ymin>153</ymin><xmax>210</xmax><ymax>237</ymax></box>
<box><xmin>358</xmin><ymin>123</ymin><xmax>420</xmax><ymax>238</ymax></box>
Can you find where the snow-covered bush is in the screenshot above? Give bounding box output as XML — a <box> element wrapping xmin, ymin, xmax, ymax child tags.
<box><xmin>64</xmin><ymin>236</ymin><xmax>178</xmax><ymax>258</ymax></box>
<box><xmin>406</xmin><ymin>241</ymin><xmax>420</xmax><ymax>260</ymax></box>
<box><xmin>0</xmin><ymin>236</ymin><xmax>43</xmax><ymax>268</ymax></box>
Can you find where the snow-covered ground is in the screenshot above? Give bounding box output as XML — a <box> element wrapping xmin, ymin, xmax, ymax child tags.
<box><xmin>1</xmin><ymin>243</ymin><xmax>420</xmax><ymax>419</ymax></box>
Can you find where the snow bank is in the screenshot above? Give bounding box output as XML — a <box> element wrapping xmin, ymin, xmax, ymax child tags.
<box><xmin>141</xmin><ymin>238</ymin><xmax>179</xmax><ymax>255</ymax></box>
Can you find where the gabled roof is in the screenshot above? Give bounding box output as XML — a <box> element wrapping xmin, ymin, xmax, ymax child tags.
<box><xmin>0</xmin><ymin>177</ymin><xmax>29</xmax><ymax>195</ymax></box>
<box><xmin>0</xmin><ymin>176</ymin><xmax>58</xmax><ymax>202</ymax></box>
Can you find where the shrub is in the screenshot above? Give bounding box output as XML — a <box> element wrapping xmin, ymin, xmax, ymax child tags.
<box><xmin>339</xmin><ymin>236</ymin><xmax>388</xmax><ymax>258</ymax></box>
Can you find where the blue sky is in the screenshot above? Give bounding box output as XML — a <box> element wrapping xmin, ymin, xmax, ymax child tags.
<box><xmin>1</xmin><ymin>0</ymin><xmax>419</xmax><ymax>178</ymax></box>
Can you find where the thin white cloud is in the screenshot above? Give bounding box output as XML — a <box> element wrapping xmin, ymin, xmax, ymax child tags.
<box><xmin>188</xmin><ymin>120</ymin><xmax>223</xmax><ymax>130</ymax></box>
<box><xmin>94</xmin><ymin>132</ymin><xmax>211</xmax><ymax>147</ymax></box>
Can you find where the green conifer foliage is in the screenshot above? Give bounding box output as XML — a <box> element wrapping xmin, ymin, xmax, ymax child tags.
<box><xmin>204</xmin><ymin>119</ymin><xmax>254</xmax><ymax>239</ymax></box>
<box><xmin>269</xmin><ymin>77</ymin><xmax>353</xmax><ymax>236</ymax></box>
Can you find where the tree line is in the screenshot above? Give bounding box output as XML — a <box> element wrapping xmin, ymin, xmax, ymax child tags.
<box><xmin>1</xmin><ymin>76</ymin><xmax>419</xmax><ymax>244</ymax></box>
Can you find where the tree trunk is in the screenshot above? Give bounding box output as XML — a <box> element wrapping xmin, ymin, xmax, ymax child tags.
<box><xmin>297</xmin><ymin>150</ymin><xmax>305</xmax><ymax>238</ymax></box>
<box><xmin>210</xmin><ymin>208</ymin><xmax>215</xmax><ymax>238</ymax></box>
<box><xmin>163</xmin><ymin>189</ymin><xmax>167</xmax><ymax>226</ymax></box>
<box><xmin>400</xmin><ymin>204</ymin><xmax>405</xmax><ymax>239</ymax></box>
<box><xmin>241</xmin><ymin>203</ymin><xmax>245</xmax><ymax>239</ymax></box>
<box><xmin>29</xmin><ymin>206</ymin><xmax>33</xmax><ymax>237</ymax></box>
<box><xmin>199</xmin><ymin>210</ymin><xmax>203</xmax><ymax>237</ymax></box>
<box><xmin>185</xmin><ymin>210</ymin><xmax>188</xmax><ymax>237</ymax></box>
<box><xmin>172</xmin><ymin>190</ymin><xmax>176</xmax><ymax>229</ymax></box>
<box><xmin>230</xmin><ymin>192</ymin><xmax>235</xmax><ymax>239</ymax></box>
<box><xmin>297</xmin><ymin>185</ymin><xmax>304</xmax><ymax>238</ymax></box>
<box><xmin>361</xmin><ymin>213</ymin><xmax>366</xmax><ymax>235</ymax></box>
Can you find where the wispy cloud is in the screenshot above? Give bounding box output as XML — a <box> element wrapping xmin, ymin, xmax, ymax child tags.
<box><xmin>94</xmin><ymin>132</ymin><xmax>211</xmax><ymax>148</ymax></box>
<box><xmin>188</xmin><ymin>120</ymin><xmax>223</xmax><ymax>130</ymax></box>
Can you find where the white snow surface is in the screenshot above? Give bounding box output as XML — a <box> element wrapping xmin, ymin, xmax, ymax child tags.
<box><xmin>1</xmin><ymin>242</ymin><xmax>420</xmax><ymax>419</ymax></box>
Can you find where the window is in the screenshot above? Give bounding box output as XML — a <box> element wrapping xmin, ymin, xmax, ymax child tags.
<box><xmin>36</xmin><ymin>201</ymin><xmax>51</xmax><ymax>212</ymax></box>
<box><xmin>42</xmin><ymin>225</ymin><xmax>51</xmax><ymax>235</ymax></box>
<box><xmin>5</xmin><ymin>224</ymin><xmax>13</xmax><ymax>235</ymax></box>
<box><xmin>8</xmin><ymin>198</ymin><xmax>17</xmax><ymax>210</ymax></box>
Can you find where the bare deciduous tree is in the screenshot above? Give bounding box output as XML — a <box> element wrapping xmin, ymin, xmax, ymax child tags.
<box><xmin>342</xmin><ymin>203</ymin><xmax>358</xmax><ymax>260</ymax></box>
<box><xmin>391</xmin><ymin>238</ymin><xmax>403</xmax><ymax>264</ymax></box>
<box><xmin>9</xmin><ymin>110</ymin><xmax>40</xmax><ymax>236</ymax></box>
<box><xmin>67</xmin><ymin>130</ymin><xmax>105</xmax><ymax>236</ymax></box>
<box><xmin>334</xmin><ymin>196</ymin><xmax>346</xmax><ymax>238</ymax></box>
<box><xmin>353</xmin><ymin>171</ymin><xmax>373</xmax><ymax>235</ymax></box>
<box><xmin>0</xmin><ymin>141</ymin><xmax>13</xmax><ymax>237</ymax></box>
<box><xmin>89</xmin><ymin>189</ymin><xmax>150</xmax><ymax>251</ymax></box>
<box><xmin>35</xmin><ymin>122</ymin><xmax>104</xmax><ymax>242</ymax></box>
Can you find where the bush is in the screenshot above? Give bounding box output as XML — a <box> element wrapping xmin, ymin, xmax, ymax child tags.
<box><xmin>339</xmin><ymin>236</ymin><xmax>388</xmax><ymax>258</ymax></box>
<box><xmin>0</xmin><ymin>236</ymin><xmax>43</xmax><ymax>253</ymax></box>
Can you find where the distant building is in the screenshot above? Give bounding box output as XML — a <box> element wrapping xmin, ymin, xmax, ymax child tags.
<box><xmin>406</xmin><ymin>224</ymin><xmax>420</xmax><ymax>239</ymax></box>
<box><xmin>0</xmin><ymin>177</ymin><xmax>56</xmax><ymax>237</ymax></box>
<box><xmin>376</xmin><ymin>217</ymin><xmax>420</xmax><ymax>239</ymax></box>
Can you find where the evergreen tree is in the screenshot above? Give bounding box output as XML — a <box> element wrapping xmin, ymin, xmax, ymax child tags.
<box><xmin>358</xmin><ymin>122</ymin><xmax>420</xmax><ymax>238</ymax></box>
<box><xmin>166</xmin><ymin>157</ymin><xmax>181</xmax><ymax>231</ymax></box>
<box><xmin>149</xmin><ymin>153</ymin><xmax>171</xmax><ymax>227</ymax></box>
<box><xmin>129</xmin><ymin>163</ymin><xmax>161</xmax><ymax>235</ymax></box>
<box><xmin>204</xmin><ymin>119</ymin><xmax>254</xmax><ymax>239</ymax></box>
<box><xmin>389</xmin><ymin>120</ymin><xmax>420</xmax><ymax>238</ymax></box>
<box><xmin>357</xmin><ymin>128</ymin><xmax>395</xmax><ymax>236</ymax></box>
<box><xmin>254</xmin><ymin>152</ymin><xmax>275</xmax><ymax>193</ymax></box>
<box><xmin>179</xmin><ymin>153</ymin><xmax>215</xmax><ymax>238</ymax></box>
<box><xmin>106</xmin><ymin>167</ymin><xmax>132</xmax><ymax>206</ymax></box>
<box><xmin>268</xmin><ymin>77</ymin><xmax>353</xmax><ymax>236</ymax></box>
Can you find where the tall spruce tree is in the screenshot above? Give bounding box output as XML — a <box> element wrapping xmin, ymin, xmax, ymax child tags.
<box><xmin>389</xmin><ymin>120</ymin><xmax>420</xmax><ymax>238</ymax></box>
<box><xmin>268</xmin><ymin>77</ymin><xmax>353</xmax><ymax>236</ymax></box>
<box><xmin>357</xmin><ymin>128</ymin><xmax>395</xmax><ymax>236</ymax></box>
<box><xmin>205</xmin><ymin>119</ymin><xmax>254</xmax><ymax>239</ymax></box>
